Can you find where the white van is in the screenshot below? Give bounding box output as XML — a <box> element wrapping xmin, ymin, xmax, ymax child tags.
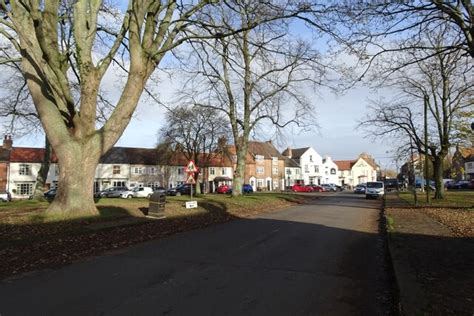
<box><xmin>365</xmin><ymin>181</ymin><xmax>385</xmax><ymax>199</ymax></box>
<box><xmin>120</xmin><ymin>187</ymin><xmax>154</xmax><ymax>199</ymax></box>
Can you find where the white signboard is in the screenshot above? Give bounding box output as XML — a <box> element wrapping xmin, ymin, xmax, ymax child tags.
<box><xmin>185</xmin><ymin>201</ymin><xmax>198</xmax><ymax>209</ymax></box>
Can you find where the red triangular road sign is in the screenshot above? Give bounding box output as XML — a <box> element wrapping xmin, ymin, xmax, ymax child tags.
<box><xmin>187</xmin><ymin>174</ymin><xmax>196</xmax><ymax>184</ymax></box>
<box><xmin>185</xmin><ymin>160</ymin><xmax>197</xmax><ymax>173</ymax></box>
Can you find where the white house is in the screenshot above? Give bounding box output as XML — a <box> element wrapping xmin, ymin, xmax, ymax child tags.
<box><xmin>7</xmin><ymin>147</ymin><xmax>58</xmax><ymax>199</ymax></box>
<box><xmin>282</xmin><ymin>147</ymin><xmax>323</xmax><ymax>185</ymax></box>
<box><xmin>321</xmin><ymin>156</ymin><xmax>339</xmax><ymax>184</ymax></box>
<box><xmin>282</xmin><ymin>155</ymin><xmax>302</xmax><ymax>187</ymax></box>
<box><xmin>335</xmin><ymin>153</ymin><xmax>379</xmax><ymax>187</ymax></box>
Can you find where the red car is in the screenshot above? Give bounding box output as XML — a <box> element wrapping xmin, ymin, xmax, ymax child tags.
<box><xmin>311</xmin><ymin>185</ymin><xmax>325</xmax><ymax>192</ymax></box>
<box><xmin>216</xmin><ymin>184</ymin><xmax>231</xmax><ymax>194</ymax></box>
<box><xmin>292</xmin><ymin>184</ymin><xmax>312</xmax><ymax>192</ymax></box>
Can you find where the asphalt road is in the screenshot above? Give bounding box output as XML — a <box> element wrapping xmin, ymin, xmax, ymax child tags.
<box><xmin>0</xmin><ymin>192</ymin><xmax>394</xmax><ymax>315</ymax></box>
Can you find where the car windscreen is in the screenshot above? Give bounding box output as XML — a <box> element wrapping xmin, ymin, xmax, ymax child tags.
<box><xmin>366</xmin><ymin>182</ymin><xmax>383</xmax><ymax>188</ymax></box>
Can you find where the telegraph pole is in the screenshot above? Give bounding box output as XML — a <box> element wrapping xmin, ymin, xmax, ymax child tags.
<box><xmin>424</xmin><ymin>96</ymin><xmax>431</xmax><ymax>204</ymax></box>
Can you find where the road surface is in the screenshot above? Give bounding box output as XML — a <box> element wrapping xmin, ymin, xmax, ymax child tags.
<box><xmin>0</xmin><ymin>192</ymin><xmax>394</xmax><ymax>315</ymax></box>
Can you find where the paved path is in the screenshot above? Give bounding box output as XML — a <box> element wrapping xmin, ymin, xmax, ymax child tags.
<box><xmin>0</xmin><ymin>192</ymin><xmax>393</xmax><ymax>315</ymax></box>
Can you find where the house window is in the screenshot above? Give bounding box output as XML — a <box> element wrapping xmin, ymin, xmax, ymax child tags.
<box><xmin>468</xmin><ymin>162</ymin><xmax>473</xmax><ymax>169</ymax></box>
<box><xmin>309</xmin><ymin>155</ymin><xmax>313</xmax><ymax>162</ymax></box>
<box><xmin>272</xmin><ymin>157</ymin><xmax>278</xmax><ymax>165</ymax></box>
<box><xmin>304</xmin><ymin>165</ymin><xmax>309</xmax><ymax>173</ymax></box>
<box><xmin>286</xmin><ymin>169</ymin><xmax>292</xmax><ymax>175</ymax></box>
<box><xmin>177</xmin><ymin>167</ymin><xmax>184</xmax><ymax>175</ymax></box>
<box><xmin>134</xmin><ymin>167</ymin><xmax>143</xmax><ymax>174</ymax></box>
<box><xmin>330</xmin><ymin>168</ymin><xmax>336</xmax><ymax>175</ymax></box>
<box><xmin>19</xmin><ymin>164</ymin><xmax>31</xmax><ymax>176</ymax></box>
<box><xmin>255</xmin><ymin>155</ymin><xmax>264</xmax><ymax>162</ymax></box>
<box><xmin>222</xmin><ymin>168</ymin><xmax>227</xmax><ymax>175</ymax></box>
<box><xmin>273</xmin><ymin>167</ymin><xmax>278</xmax><ymax>175</ymax></box>
<box><xmin>314</xmin><ymin>165</ymin><xmax>319</xmax><ymax>173</ymax></box>
<box><xmin>296</xmin><ymin>169</ymin><xmax>300</xmax><ymax>174</ymax></box>
<box><xmin>113</xmin><ymin>181</ymin><xmax>126</xmax><ymax>187</ymax></box>
<box><xmin>257</xmin><ymin>179</ymin><xmax>264</xmax><ymax>188</ymax></box>
<box><xmin>210</xmin><ymin>167</ymin><xmax>215</xmax><ymax>175</ymax></box>
<box><xmin>231</xmin><ymin>155</ymin><xmax>237</xmax><ymax>162</ymax></box>
<box><xmin>113</xmin><ymin>165</ymin><xmax>121</xmax><ymax>175</ymax></box>
<box><xmin>147</xmin><ymin>167</ymin><xmax>157</xmax><ymax>175</ymax></box>
<box><xmin>257</xmin><ymin>167</ymin><xmax>264</xmax><ymax>174</ymax></box>
<box><xmin>54</xmin><ymin>167</ymin><xmax>59</xmax><ymax>176</ymax></box>
<box><xmin>17</xmin><ymin>183</ymin><xmax>33</xmax><ymax>195</ymax></box>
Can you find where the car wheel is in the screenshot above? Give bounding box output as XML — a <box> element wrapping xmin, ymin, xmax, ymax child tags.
<box><xmin>176</xmin><ymin>192</ymin><xmax>181</xmax><ymax>196</ymax></box>
<box><xmin>127</xmin><ymin>195</ymin><xmax>133</xmax><ymax>199</ymax></box>
<box><xmin>147</xmin><ymin>194</ymin><xmax>151</xmax><ymax>199</ymax></box>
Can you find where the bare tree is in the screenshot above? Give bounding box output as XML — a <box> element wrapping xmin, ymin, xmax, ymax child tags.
<box><xmin>360</xmin><ymin>30</ymin><xmax>473</xmax><ymax>199</ymax></box>
<box><xmin>321</xmin><ymin>1</ymin><xmax>474</xmax><ymax>73</ymax></box>
<box><xmin>0</xmin><ymin>1</ymin><xmax>237</xmax><ymax>217</ymax></box>
<box><xmin>159</xmin><ymin>105</ymin><xmax>229</xmax><ymax>194</ymax></box>
<box><xmin>179</xmin><ymin>1</ymin><xmax>323</xmax><ymax>195</ymax></box>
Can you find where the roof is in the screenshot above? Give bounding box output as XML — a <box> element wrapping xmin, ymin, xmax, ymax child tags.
<box><xmin>283</xmin><ymin>156</ymin><xmax>300</xmax><ymax>168</ymax></box>
<box><xmin>247</xmin><ymin>141</ymin><xmax>283</xmax><ymax>159</ymax></box>
<box><xmin>289</xmin><ymin>147</ymin><xmax>310</xmax><ymax>159</ymax></box>
<box><xmin>101</xmin><ymin>147</ymin><xmax>158</xmax><ymax>165</ymax></box>
<box><xmin>458</xmin><ymin>147</ymin><xmax>474</xmax><ymax>159</ymax></box>
<box><xmin>358</xmin><ymin>153</ymin><xmax>379</xmax><ymax>169</ymax></box>
<box><xmin>334</xmin><ymin>160</ymin><xmax>354</xmax><ymax>171</ymax></box>
<box><xmin>9</xmin><ymin>147</ymin><xmax>58</xmax><ymax>163</ymax></box>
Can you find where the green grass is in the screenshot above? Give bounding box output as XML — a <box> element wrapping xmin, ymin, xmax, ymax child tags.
<box><xmin>0</xmin><ymin>192</ymin><xmax>308</xmax><ymax>226</ymax></box>
<box><xmin>398</xmin><ymin>190</ymin><xmax>474</xmax><ymax>208</ymax></box>
<box><xmin>386</xmin><ymin>215</ymin><xmax>395</xmax><ymax>232</ymax></box>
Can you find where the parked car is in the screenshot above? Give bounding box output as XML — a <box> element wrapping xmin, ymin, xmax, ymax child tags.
<box><xmin>96</xmin><ymin>186</ymin><xmax>129</xmax><ymax>198</ymax></box>
<box><xmin>291</xmin><ymin>184</ymin><xmax>312</xmax><ymax>192</ymax></box>
<box><xmin>384</xmin><ymin>179</ymin><xmax>400</xmax><ymax>192</ymax></box>
<box><xmin>242</xmin><ymin>184</ymin><xmax>254</xmax><ymax>194</ymax></box>
<box><xmin>153</xmin><ymin>187</ymin><xmax>167</xmax><ymax>194</ymax></box>
<box><xmin>43</xmin><ymin>188</ymin><xmax>57</xmax><ymax>199</ymax></box>
<box><xmin>227</xmin><ymin>184</ymin><xmax>253</xmax><ymax>194</ymax></box>
<box><xmin>0</xmin><ymin>190</ymin><xmax>11</xmax><ymax>202</ymax></box>
<box><xmin>311</xmin><ymin>185</ymin><xmax>325</xmax><ymax>192</ymax></box>
<box><xmin>217</xmin><ymin>184</ymin><xmax>231</xmax><ymax>194</ymax></box>
<box><xmin>365</xmin><ymin>181</ymin><xmax>385</xmax><ymax>199</ymax></box>
<box><xmin>321</xmin><ymin>183</ymin><xmax>337</xmax><ymax>192</ymax></box>
<box><xmin>354</xmin><ymin>184</ymin><xmax>366</xmax><ymax>194</ymax></box>
<box><xmin>167</xmin><ymin>184</ymin><xmax>197</xmax><ymax>196</ymax></box>
<box><xmin>447</xmin><ymin>180</ymin><xmax>470</xmax><ymax>189</ymax></box>
<box><xmin>121</xmin><ymin>187</ymin><xmax>154</xmax><ymax>199</ymax></box>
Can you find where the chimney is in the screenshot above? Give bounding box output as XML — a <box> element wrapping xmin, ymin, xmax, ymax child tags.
<box><xmin>3</xmin><ymin>135</ymin><xmax>12</xmax><ymax>150</ymax></box>
<box><xmin>285</xmin><ymin>147</ymin><xmax>292</xmax><ymax>158</ymax></box>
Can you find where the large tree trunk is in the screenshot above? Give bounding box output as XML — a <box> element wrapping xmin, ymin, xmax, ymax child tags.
<box><xmin>232</xmin><ymin>141</ymin><xmax>249</xmax><ymax>197</ymax></box>
<box><xmin>433</xmin><ymin>156</ymin><xmax>445</xmax><ymax>200</ymax></box>
<box><xmin>32</xmin><ymin>136</ymin><xmax>52</xmax><ymax>201</ymax></box>
<box><xmin>46</xmin><ymin>140</ymin><xmax>101</xmax><ymax>218</ymax></box>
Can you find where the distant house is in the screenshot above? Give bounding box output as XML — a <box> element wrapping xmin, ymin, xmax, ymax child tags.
<box><xmin>335</xmin><ymin>153</ymin><xmax>379</xmax><ymax>187</ymax></box>
<box><xmin>321</xmin><ymin>156</ymin><xmax>339</xmax><ymax>184</ymax></box>
<box><xmin>281</xmin><ymin>154</ymin><xmax>302</xmax><ymax>187</ymax></box>
<box><xmin>229</xmin><ymin>141</ymin><xmax>285</xmax><ymax>191</ymax></box>
<box><xmin>7</xmin><ymin>146</ymin><xmax>59</xmax><ymax>199</ymax></box>
<box><xmin>283</xmin><ymin>147</ymin><xmax>323</xmax><ymax>185</ymax></box>
<box><xmin>452</xmin><ymin>146</ymin><xmax>474</xmax><ymax>180</ymax></box>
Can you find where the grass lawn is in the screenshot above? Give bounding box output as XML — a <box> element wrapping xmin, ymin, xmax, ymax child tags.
<box><xmin>398</xmin><ymin>190</ymin><xmax>474</xmax><ymax>208</ymax></box>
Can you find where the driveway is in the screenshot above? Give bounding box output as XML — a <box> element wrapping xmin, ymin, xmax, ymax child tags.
<box><xmin>0</xmin><ymin>192</ymin><xmax>394</xmax><ymax>315</ymax></box>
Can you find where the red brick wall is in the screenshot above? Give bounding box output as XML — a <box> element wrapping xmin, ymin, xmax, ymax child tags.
<box><xmin>0</xmin><ymin>162</ymin><xmax>8</xmax><ymax>191</ymax></box>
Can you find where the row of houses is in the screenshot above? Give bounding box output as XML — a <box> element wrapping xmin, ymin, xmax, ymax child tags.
<box><xmin>0</xmin><ymin>136</ymin><xmax>379</xmax><ymax>199</ymax></box>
